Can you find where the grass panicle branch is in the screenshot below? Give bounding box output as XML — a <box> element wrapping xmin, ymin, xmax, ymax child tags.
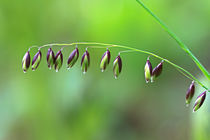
<box><xmin>26</xmin><ymin>42</ymin><xmax>209</xmax><ymax>91</ymax></box>
<box><xmin>22</xmin><ymin>0</ymin><xmax>210</xmax><ymax>113</ymax></box>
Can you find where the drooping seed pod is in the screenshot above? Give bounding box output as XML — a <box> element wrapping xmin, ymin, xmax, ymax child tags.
<box><xmin>32</xmin><ymin>50</ymin><xmax>42</xmax><ymax>71</ymax></box>
<box><xmin>144</xmin><ymin>57</ymin><xmax>152</xmax><ymax>83</ymax></box>
<box><xmin>151</xmin><ymin>61</ymin><xmax>163</xmax><ymax>82</ymax></box>
<box><xmin>100</xmin><ymin>49</ymin><xmax>111</xmax><ymax>72</ymax></box>
<box><xmin>54</xmin><ymin>50</ymin><xmax>63</xmax><ymax>72</ymax></box>
<box><xmin>193</xmin><ymin>91</ymin><xmax>206</xmax><ymax>112</ymax></box>
<box><xmin>46</xmin><ymin>48</ymin><xmax>55</xmax><ymax>69</ymax></box>
<box><xmin>81</xmin><ymin>49</ymin><xmax>90</xmax><ymax>74</ymax></box>
<box><xmin>22</xmin><ymin>51</ymin><xmax>31</xmax><ymax>73</ymax></box>
<box><xmin>185</xmin><ymin>81</ymin><xmax>195</xmax><ymax>106</ymax></box>
<box><xmin>113</xmin><ymin>54</ymin><xmax>122</xmax><ymax>79</ymax></box>
<box><xmin>67</xmin><ymin>48</ymin><xmax>79</xmax><ymax>69</ymax></box>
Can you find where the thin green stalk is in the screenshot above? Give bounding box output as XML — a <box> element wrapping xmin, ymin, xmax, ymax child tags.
<box><xmin>136</xmin><ymin>0</ymin><xmax>210</xmax><ymax>80</ymax></box>
<box><xmin>37</xmin><ymin>42</ymin><xmax>209</xmax><ymax>91</ymax></box>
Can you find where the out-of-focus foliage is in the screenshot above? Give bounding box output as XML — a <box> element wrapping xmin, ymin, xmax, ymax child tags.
<box><xmin>0</xmin><ymin>0</ymin><xmax>209</xmax><ymax>140</ymax></box>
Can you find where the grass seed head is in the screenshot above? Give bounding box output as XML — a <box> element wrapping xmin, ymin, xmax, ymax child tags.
<box><xmin>46</xmin><ymin>48</ymin><xmax>55</xmax><ymax>69</ymax></box>
<box><xmin>81</xmin><ymin>49</ymin><xmax>90</xmax><ymax>74</ymax></box>
<box><xmin>54</xmin><ymin>50</ymin><xmax>63</xmax><ymax>72</ymax></box>
<box><xmin>113</xmin><ymin>54</ymin><xmax>122</xmax><ymax>79</ymax></box>
<box><xmin>22</xmin><ymin>51</ymin><xmax>31</xmax><ymax>73</ymax></box>
<box><xmin>151</xmin><ymin>61</ymin><xmax>163</xmax><ymax>82</ymax></box>
<box><xmin>32</xmin><ymin>50</ymin><xmax>42</xmax><ymax>71</ymax></box>
<box><xmin>193</xmin><ymin>91</ymin><xmax>206</xmax><ymax>112</ymax></box>
<box><xmin>185</xmin><ymin>81</ymin><xmax>195</xmax><ymax>106</ymax></box>
<box><xmin>144</xmin><ymin>57</ymin><xmax>152</xmax><ymax>83</ymax></box>
<box><xmin>67</xmin><ymin>48</ymin><xmax>79</xmax><ymax>69</ymax></box>
<box><xmin>100</xmin><ymin>49</ymin><xmax>111</xmax><ymax>72</ymax></box>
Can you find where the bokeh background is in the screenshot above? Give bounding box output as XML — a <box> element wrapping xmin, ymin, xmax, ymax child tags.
<box><xmin>0</xmin><ymin>0</ymin><xmax>209</xmax><ymax>140</ymax></box>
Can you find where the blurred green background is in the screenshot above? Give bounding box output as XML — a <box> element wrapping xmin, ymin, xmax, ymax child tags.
<box><xmin>0</xmin><ymin>0</ymin><xmax>209</xmax><ymax>140</ymax></box>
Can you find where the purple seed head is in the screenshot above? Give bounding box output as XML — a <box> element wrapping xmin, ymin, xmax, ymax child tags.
<box><xmin>193</xmin><ymin>91</ymin><xmax>206</xmax><ymax>112</ymax></box>
<box><xmin>46</xmin><ymin>48</ymin><xmax>55</xmax><ymax>69</ymax></box>
<box><xmin>144</xmin><ymin>57</ymin><xmax>152</xmax><ymax>83</ymax></box>
<box><xmin>100</xmin><ymin>49</ymin><xmax>111</xmax><ymax>72</ymax></box>
<box><xmin>151</xmin><ymin>61</ymin><xmax>163</xmax><ymax>82</ymax></box>
<box><xmin>67</xmin><ymin>48</ymin><xmax>79</xmax><ymax>69</ymax></box>
<box><xmin>81</xmin><ymin>49</ymin><xmax>90</xmax><ymax>74</ymax></box>
<box><xmin>22</xmin><ymin>51</ymin><xmax>31</xmax><ymax>73</ymax></box>
<box><xmin>185</xmin><ymin>81</ymin><xmax>195</xmax><ymax>106</ymax></box>
<box><xmin>113</xmin><ymin>54</ymin><xmax>122</xmax><ymax>79</ymax></box>
<box><xmin>32</xmin><ymin>50</ymin><xmax>42</xmax><ymax>71</ymax></box>
<box><xmin>54</xmin><ymin>50</ymin><xmax>63</xmax><ymax>72</ymax></box>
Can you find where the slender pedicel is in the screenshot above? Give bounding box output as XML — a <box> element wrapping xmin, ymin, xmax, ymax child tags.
<box><xmin>144</xmin><ymin>57</ymin><xmax>152</xmax><ymax>83</ymax></box>
<box><xmin>22</xmin><ymin>51</ymin><xmax>31</xmax><ymax>73</ymax></box>
<box><xmin>193</xmin><ymin>91</ymin><xmax>206</xmax><ymax>112</ymax></box>
<box><xmin>32</xmin><ymin>50</ymin><xmax>42</xmax><ymax>71</ymax></box>
<box><xmin>100</xmin><ymin>48</ymin><xmax>111</xmax><ymax>72</ymax></box>
<box><xmin>54</xmin><ymin>50</ymin><xmax>63</xmax><ymax>72</ymax></box>
<box><xmin>113</xmin><ymin>54</ymin><xmax>122</xmax><ymax>79</ymax></box>
<box><xmin>81</xmin><ymin>48</ymin><xmax>90</xmax><ymax>74</ymax></box>
<box><xmin>46</xmin><ymin>48</ymin><xmax>55</xmax><ymax>69</ymax></box>
<box><xmin>185</xmin><ymin>81</ymin><xmax>195</xmax><ymax>106</ymax></box>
